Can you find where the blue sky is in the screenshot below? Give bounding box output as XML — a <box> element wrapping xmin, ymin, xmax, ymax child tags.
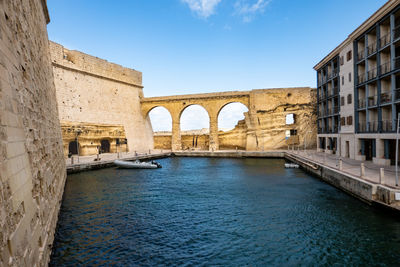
<box><xmin>47</xmin><ymin>0</ymin><xmax>388</xmax><ymax>131</ymax></box>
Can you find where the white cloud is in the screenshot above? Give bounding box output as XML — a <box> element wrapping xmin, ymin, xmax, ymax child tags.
<box><xmin>234</xmin><ymin>0</ymin><xmax>271</xmax><ymax>22</ymax></box>
<box><xmin>181</xmin><ymin>0</ymin><xmax>222</xmax><ymax>18</ymax></box>
<box><xmin>149</xmin><ymin>107</ymin><xmax>172</xmax><ymax>132</ymax></box>
<box><xmin>180</xmin><ymin>105</ymin><xmax>210</xmax><ymax>130</ymax></box>
<box><xmin>218</xmin><ymin>103</ymin><xmax>248</xmax><ymax>130</ymax></box>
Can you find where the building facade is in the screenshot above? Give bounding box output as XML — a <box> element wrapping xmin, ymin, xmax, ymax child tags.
<box><xmin>315</xmin><ymin>0</ymin><xmax>400</xmax><ymax>166</ymax></box>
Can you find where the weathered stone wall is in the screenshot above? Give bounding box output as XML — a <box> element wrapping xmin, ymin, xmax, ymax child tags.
<box><xmin>147</xmin><ymin>87</ymin><xmax>317</xmax><ymax>151</ymax></box>
<box><xmin>50</xmin><ymin>41</ymin><xmax>154</xmax><ymax>154</ymax></box>
<box><xmin>0</xmin><ymin>1</ymin><xmax>67</xmax><ymax>266</ymax></box>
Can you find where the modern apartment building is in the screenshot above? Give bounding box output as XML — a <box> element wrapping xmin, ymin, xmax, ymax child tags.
<box><xmin>315</xmin><ymin>0</ymin><xmax>400</xmax><ymax>166</ymax></box>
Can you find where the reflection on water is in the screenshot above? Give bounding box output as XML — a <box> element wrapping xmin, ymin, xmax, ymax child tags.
<box><xmin>50</xmin><ymin>158</ymin><xmax>400</xmax><ymax>266</ymax></box>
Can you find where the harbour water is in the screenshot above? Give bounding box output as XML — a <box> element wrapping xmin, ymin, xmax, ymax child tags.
<box><xmin>50</xmin><ymin>158</ymin><xmax>400</xmax><ymax>266</ymax></box>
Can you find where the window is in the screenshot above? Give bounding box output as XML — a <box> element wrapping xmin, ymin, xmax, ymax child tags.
<box><xmin>347</xmin><ymin>116</ymin><xmax>353</xmax><ymax>125</ymax></box>
<box><xmin>340</xmin><ymin>56</ymin><xmax>344</xmax><ymax>65</ymax></box>
<box><xmin>342</xmin><ymin>76</ymin><xmax>344</xmax><ymax>85</ymax></box>
<box><xmin>347</xmin><ymin>50</ymin><xmax>352</xmax><ymax>61</ymax></box>
<box><xmin>347</xmin><ymin>94</ymin><xmax>352</xmax><ymax>104</ymax></box>
<box><xmin>341</xmin><ymin>96</ymin><xmax>345</xmax><ymax>106</ymax></box>
<box><xmin>286</xmin><ymin>114</ymin><xmax>295</xmax><ymax>125</ymax></box>
<box><xmin>348</xmin><ymin>72</ymin><xmax>352</xmax><ymax>82</ymax></box>
<box><xmin>341</xmin><ymin>117</ymin><xmax>346</xmax><ymax>126</ymax></box>
<box><xmin>290</xmin><ymin>129</ymin><xmax>297</xmax><ymax>136</ymax></box>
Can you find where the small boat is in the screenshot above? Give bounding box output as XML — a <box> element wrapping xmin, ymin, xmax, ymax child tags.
<box><xmin>114</xmin><ymin>159</ymin><xmax>162</xmax><ymax>169</ymax></box>
<box><xmin>284</xmin><ymin>163</ymin><xmax>299</xmax><ymax>169</ymax></box>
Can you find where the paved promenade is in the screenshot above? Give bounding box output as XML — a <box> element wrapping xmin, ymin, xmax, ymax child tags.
<box><xmin>288</xmin><ymin>150</ymin><xmax>400</xmax><ymax>189</ymax></box>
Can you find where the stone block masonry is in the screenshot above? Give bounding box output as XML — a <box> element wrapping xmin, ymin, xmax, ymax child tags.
<box><xmin>50</xmin><ymin>41</ymin><xmax>154</xmax><ymax>154</ymax></box>
<box><xmin>0</xmin><ymin>0</ymin><xmax>66</xmax><ymax>266</ymax></box>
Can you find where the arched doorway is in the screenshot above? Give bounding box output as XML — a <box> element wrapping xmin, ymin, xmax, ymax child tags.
<box><xmin>180</xmin><ymin>104</ymin><xmax>209</xmax><ymax>150</ymax></box>
<box><xmin>148</xmin><ymin>106</ymin><xmax>173</xmax><ymax>150</ymax></box>
<box><xmin>100</xmin><ymin>139</ymin><xmax>110</xmax><ymax>153</ymax></box>
<box><xmin>69</xmin><ymin>141</ymin><xmax>79</xmax><ymax>155</ymax></box>
<box><xmin>217</xmin><ymin>102</ymin><xmax>249</xmax><ymax>150</ymax></box>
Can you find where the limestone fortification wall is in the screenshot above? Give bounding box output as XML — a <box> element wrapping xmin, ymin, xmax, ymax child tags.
<box><xmin>0</xmin><ymin>1</ymin><xmax>67</xmax><ymax>266</ymax></box>
<box><xmin>50</xmin><ymin>41</ymin><xmax>154</xmax><ymax>153</ymax></box>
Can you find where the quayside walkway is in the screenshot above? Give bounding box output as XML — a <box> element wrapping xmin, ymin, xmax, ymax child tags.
<box><xmin>288</xmin><ymin>150</ymin><xmax>400</xmax><ymax>189</ymax></box>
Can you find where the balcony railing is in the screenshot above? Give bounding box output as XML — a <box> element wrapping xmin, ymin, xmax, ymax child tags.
<box><xmin>359</xmin><ymin>122</ymin><xmax>366</xmax><ymax>132</ymax></box>
<box><xmin>367</xmin><ymin>121</ymin><xmax>379</xmax><ymax>132</ymax></box>
<box><xmin>332</xmin><ymin>68</ymin><xmax>338</xmax><ymax>78</ymax></box>
<box><xmin>358</xmin><ymin>99</ymin><xmax>366</xmax><ymax>109</ymax></box>
<box><xmin>379</xmin><ymin>61</ymin><xmax>391</xmax><ymax>75</ymax></box>
<box><xmin>368</xmin><ymin>95</ymin><xmax>378</xmax><ymax>107</ymax></box>
<box><xmin>381</xmin><ymin>120</ymin><xmax>394</xmax><ymax>132</ymax></box>
<box><xmin>380</xmin><ymin>33</ymin><xmax>391</xmax><ymax>48</ymax></box>
<box><xmin>357</xmin><ymin>50</ymin><xmax>365</xmax><ymax>61</ymax></box>
<box><xmin>358</xmin><ymin>73</ymin><xmax>366</xmax><ymax>84</ymax></box>
<box><xmin>367</xmin><ymin>67</ymin><xmax>377</xmax><ymax>80</ymax></box>
<box><xmin>395</xmin><ymin>88</ymin><xmax>400</xmax><ymax>100</ymax></box>
<box><xmin>367</xmin><ymin>42</ymin><xmax>377</xmax><ymax>55</ymax></box>
<box><xmin>393</xmin><ymin>25</ymin><xmax>400</xmax><ymax>40</ymax></box>
<box><xmin>394</xmin><ymin>57</ymin><xmax>400</xmax><ymax>70</ymax></box>
<box><xmin>380</xmin><ymin>92</ymin><xmax>392</xmax><ymax>104</ymax></box>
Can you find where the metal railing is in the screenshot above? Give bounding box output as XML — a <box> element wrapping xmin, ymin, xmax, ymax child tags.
<box><xmin>395</xmin><ymin>88</ymin><xmax>400</xmax><ymax>100</ymax></box>
<box><xmin>368</xmin><ymin>95</ymin><xmax>378</xmax><ymax>107</ymax></box>
<box><xmin>358</xmin><ymin>73</ymin><xmax>366</xmax><ymax>84</ymax></box>
<box><xmin>393</xmin><ymin>25</ymin><xmax>400</xmax><ymax>40</ymax></box>
<box><xmin>367</xmin><ymin>42</ymin><xmax>377</xmax><ymax>55</ymax></box>
<box><xmin>380</xmin><ymin>92</ymin><xmax>392</xmax><ymax>104</ymax></box>
<box><xmin>379</xmin><ymin>61</ymin><xmax>391</xmax><ymax>75</ymax></box>
<box><xmin>332</xmin><ymin>68</ymin><xmax>338</xmax><ymax>78</ymax></box>
<box><xmin>380</xmin><ymin>33</ymin><xmax>391</xmax><ymax>48</ymax></box>
<box><xmin>367</xmin><ymin>121</ymin><xmax>379</xmax><ymax>132</ymax></box>
<box><xmin>358</xmin><ymin>122</ymin><xmax>366</xmax><ymax>132</ymax></box>
<box><xmin>357</xmin><ymin>50</ymin><xmax>365</xmax><ymax>61</ymax></box>
<box><xmin>394</xmin><ymin>57</ymin><xmax>400</xmax><ymax>70</ymax></box>
<box><xmin>358</xmin><ymin>99</ymin><xmax>366</xmax><ymax>109</ymax></box>
<box><xmin>381</xmin><ymin>120</ymin><xmax>394</xmax><ymax>132</ymax></box>
<box><xmin>367</xmin><ymin>67</ymin><xmax>377</xmax><ymax>80</ymax></box>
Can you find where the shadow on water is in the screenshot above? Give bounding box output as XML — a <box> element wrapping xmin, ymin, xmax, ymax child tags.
<box><xmin>51</xmin><ymin>158</ymin><xmax>400</xmax><ymax>266</ymax></box>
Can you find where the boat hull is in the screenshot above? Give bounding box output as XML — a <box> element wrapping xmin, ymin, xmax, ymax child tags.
<box><xmin>114</xmin><ymin>160</ymin><xmax>159</xmax><ymax>169</ymax></box>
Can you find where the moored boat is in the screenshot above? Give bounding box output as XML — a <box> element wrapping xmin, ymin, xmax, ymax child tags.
<box><xmin>114</xmin><ymin>159</ymin><xmax>162</xmax><ymax>169</ymax></box>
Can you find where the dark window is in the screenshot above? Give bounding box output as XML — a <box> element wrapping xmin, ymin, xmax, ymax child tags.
<box><xmin>342</xmin><ymin>76</ymin><xmax>344</xmax><ymax>85</ymax></box>
<box><xmin>348</xmin><ymin>72</ymin><xmax>352</xmax><ymax>82</ymax></box>
<box><xmin>290</xmin><ymin>129</ymin><xmax>297</xmax><ymax>136</ymax></box>
<box><xmin>341</xmin><ymin>117</ymin><xmax>346</xmax><ymax>126</ymax></box>
<box><xmin>341</xmin><ymin>96</ymin><xmax>345</xmax><ymax>106</ymax></box>
<box><xmin>347</xmin><ymin>94</ymin><xmax>352</xmax><ymax>104</ymax></box>
<box><xmin>347</xmin><ymin>50</ymin><xmax>352</xmax><ymax>61</ymax></box>
<box><xmin>340</xmin><ymin>56</ymin><xmax>344</xmax><ymax>65</ymax></box>
<box><xmin>347</xmin><ymin>116</ymin><xmax>353</xmax><ymax>125</ymax></box>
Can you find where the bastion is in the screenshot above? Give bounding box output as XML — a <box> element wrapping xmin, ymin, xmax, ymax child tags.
<box><xmin>0</xmin><ymin>1</ymin><xmax>66</xmax><ymax>266</ymax></box>
<box><xmin>50</xmin><ymin>41</ymin><xmax>154</xmax><ymax>156</ymax></box>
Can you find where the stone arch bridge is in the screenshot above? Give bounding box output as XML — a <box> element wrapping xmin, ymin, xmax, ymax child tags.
<box><xmin>141</xmin><ymin>91</ymin><xmax>250</xmax><ymax>151</ymax></box>
<box><xmin>141</xmin><ymin>87</ymin><xmax>316</xmax><ymax>152</ymax></box>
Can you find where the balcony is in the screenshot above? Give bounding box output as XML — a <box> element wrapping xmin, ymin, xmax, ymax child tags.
<box><xmin>332</xmin><ymin>68</ymin><xmax>338</xmax><ymax>78</ymax></box>
<box><xmin>367</xmin><ymin>121</ymin><xmax>379</xmax><ymax>132</ymax></box>
<box><xmin>394</xmin><ymin>57</ymin><xmax>400</xmax><ymax>70</ymax></box>
<box><xmin>381</xmin><ymin>120</ymin><xmax>394</xmax><ymax>132</ymax></box>
<box><xmin>367</xmin><ymin>42</ymin><xmax>377</xmax><ymax>56</ymax></box>
<box><xmin>380</xmin><ymin>92</ymin><xmax>392</xmax><ymax>104</ymax></box>
<box><xmin>379</xmin><ymin>61</ymin><xmax>391</xmax><ymax>75</ymax></box>
<box><xmin>367</xmin><ymin>67</ymin><xmax>377</xmax><ymax>80</ymax></box>
<box><xmin>357</xmin><ymin>50</ymin><xmax>365</xmax><ymax>62</ymax></box>
<box><xmin>332</xmin><ymin>87</ymin><xmax>339</xmax><ymax>95</ymax></box>
<box><xmin>380</xmin><ymin>33</ymin><xmax>391</xmax><ymax>48</ymax></box>
<box><xmin>332</xmin><ymin>106</ymin><xmax>340</xmax><ymax>115</ymax></box>
<box><xmin>368</xmin><ymin>95</ymin><xmax>378</xmax><ymax>107</ymax></box>
<box><xmin>358</xmin><ymin>99</ymin><xmax>366</xmax><ymax>109</ymax></box>
<box><xmin>395</xmin><ymin>88</ymin><xmax>400</xmax><ymax>100</ymax></box>
<box><xmin>393</xmin><ymin>25</ymin><xmax>400</xmax><ymax>40</ymax></box>
<box><xmin>358</xmin><ymin>122</ymin><xmax>366</xmax><ymax>132</ymax></box>
<box><xmin>358</xmin><ymin>73</ymin><xmax>366</xmax><ymax>84</ymax></box>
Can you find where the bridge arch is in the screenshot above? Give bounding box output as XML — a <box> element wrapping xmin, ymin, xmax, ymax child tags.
<box><xmin>146</xmin><ymin>106</ymin><xmax>173</xmax><ymax>150</ymax></box>
<box><xmin>179</xmin><ymin>104</ymin><xmax>210</xmax><ymax>150</ymax></box>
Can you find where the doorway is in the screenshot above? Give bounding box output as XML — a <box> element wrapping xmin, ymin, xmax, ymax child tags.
<box><xmin>101</xmin><ymin>139</ymin><xmax>110</xmax><ymax>153</ymax></box>
<box><xmin>69</xmin><ymin>141</ymin><xmax>79</xmax><ymax>155</ymax></box>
